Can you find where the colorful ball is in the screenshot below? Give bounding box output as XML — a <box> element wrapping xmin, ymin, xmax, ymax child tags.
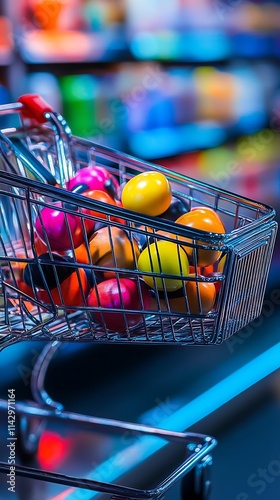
<box><xmin>169</xmin><ymin>275</ymin><xmax>216</xmax><ymax>315</ymax></box>
<box><xmin>121</xmin><ymin>171</ymin><xmax>172</xmax><ymax>216</ymax></box>
<box><xmin>35</xmin><ymin>202</ymin><xmax>85</xmax><ymax>252</ymax></box>
<box><xmin>175</xmin><ymin>207</ymin><xmax>226</xmax><ymax>267</ymax></box>
<box><xmin>89</xmin><ymin>226</ymin><xmax>140</xmax><ymax>279</ymax></box>
<box><xmin>66</xmin><ymin>165</ymin><xmax>120</xmax><ymax>200</ymax></box>
<box><xmin>159</xmin><ymin>195</ymin><xmax>190</xmax><ymax>221</ymax></box>
<box><xmin>137</xmin><ymin>240</ymin><xmax>189</xmax><ymax>292</ymax></box>
<box><xmin>37</xmin><ymin>268</ymin><xmax>89</xmax><ymax>308</ymax></box>
<box><xmin>81</xmin><ymin>189</ymin><xmax>125</xmax><ymax>226</ymax></box>
<box><xmin>87</xmin><ymin>278</ymin><xmax>151</xmax><ymax>331</ymax></box>
<box><xmin>23</xmin><ymin>253</ymin><xmax>74</xmax><ymax>290</ymax></box>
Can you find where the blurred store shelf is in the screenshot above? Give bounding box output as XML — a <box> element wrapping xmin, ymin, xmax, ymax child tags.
<box><xmin>0</xmin><ymin>2</ymin><xmax>279</xmax><ymax>498</ymax></box>
<box><xmin>0</xmin><ymin>16</ymin><xmax>13</xmax><ymax>65</ymax></box>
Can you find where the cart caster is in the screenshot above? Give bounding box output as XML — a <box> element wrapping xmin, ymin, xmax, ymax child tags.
<box><xmin>181</xmin><ymin>455</ymin><xmax>213</xmax><ymax>500</ymax></box>
<box><xmin>16</xmin><ymin>408</ymin><xmax>45</xmax><ymax>461</ymax></box>
<box><xmin>16</xmin><ymin>342</ymin><xmax>63</xmax><ymax>461</ymax></box>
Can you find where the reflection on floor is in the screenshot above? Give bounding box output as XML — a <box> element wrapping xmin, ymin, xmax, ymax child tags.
<box><xmin>0</xmin><ymin>279</ymin><xmax>279</xmax><ymax>498</ymax></box>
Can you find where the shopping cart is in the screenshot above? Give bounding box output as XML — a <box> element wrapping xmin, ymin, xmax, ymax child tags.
<box><xmin>0</xmin><ymin>95</ymin><xmax>277</xmax><ymax>498</ymax></box>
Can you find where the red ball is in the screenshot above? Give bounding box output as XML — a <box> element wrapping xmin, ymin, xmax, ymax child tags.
<box><xmin>87</xmin><ymin>278</ymin><xmax>151</xmax><ymax>331</ymax></box>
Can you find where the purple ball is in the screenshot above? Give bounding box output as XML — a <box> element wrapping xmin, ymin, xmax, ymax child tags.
<box><xmin>66</xmin><ymin>165</ymin><xmax>120</xmax><ymax>200</ymax></box>
<box><xmin>35</xmin><ymin>203</ymin><xmax>85</xmax><ymax>252</ymax></box>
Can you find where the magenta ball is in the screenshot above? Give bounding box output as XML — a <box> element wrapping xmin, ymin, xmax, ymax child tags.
<box><xmin>35</xmin><ymin>203</ymin><xmax>85</xmax><ymax>252</ymax></box>
<box><xmin>87</xmin><ymin>278</ymin><xmax>151</xmax><ymax>331</ymax></box>
<box><xmin>66</xmin><ymin>165</ymin><xmax>120</xmax><ymax>199</ymax></box>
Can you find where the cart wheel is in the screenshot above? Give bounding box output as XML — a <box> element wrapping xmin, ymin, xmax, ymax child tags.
<box><xmin>181</xmin><ymin>455</ymin><xmax>212</xmax><ymax>500</ymax></box>
<box><xmin>17</xmin><ymin>411</ymin><xmax>45</xmax><ymax>461</ymax></box>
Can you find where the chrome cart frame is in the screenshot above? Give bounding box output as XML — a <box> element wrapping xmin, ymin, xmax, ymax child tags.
<box><xmin>0</xmin><ymin>95</ymin><xmax>277</xmax><ymax>498</ymax></box>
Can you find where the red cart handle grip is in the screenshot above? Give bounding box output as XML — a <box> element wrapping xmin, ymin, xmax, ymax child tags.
<box><xmin>18</xmin><ymin>94</ymin><xmax>54</xmax><ymax>124</ymax></box>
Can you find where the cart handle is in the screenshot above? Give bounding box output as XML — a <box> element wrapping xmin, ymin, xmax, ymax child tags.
<box><xmin>18</xmin><ymin>94</ymin><xmax>54</xmax><ymax>124</ymax></box>
<box><xmin>0</xmin><ymin>94</ymin><xmax>75</xmax><ymax>186</ymax></box>
<box><xmin>0</xmin><ymin>94</ymin><xmax>53</xmax><ymax>124</ymax></box>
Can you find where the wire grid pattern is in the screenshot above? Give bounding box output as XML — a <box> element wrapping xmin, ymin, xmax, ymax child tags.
<box><xmin>0</xmin><ymin>127</ymin><xmax>277</xmax><ymax>348</ymax></box>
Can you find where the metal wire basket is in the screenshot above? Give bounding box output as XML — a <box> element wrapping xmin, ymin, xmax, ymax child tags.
<box><xmin>0</xmin><ymin>95</ymin><xmax>277</xmax><ymax>348</ymax></box>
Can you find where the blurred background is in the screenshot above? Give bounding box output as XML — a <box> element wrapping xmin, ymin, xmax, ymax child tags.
<box><xmin>0</xmin><ymin>1</ymin><xmax>279</xmax><ymax>499</ymax></box>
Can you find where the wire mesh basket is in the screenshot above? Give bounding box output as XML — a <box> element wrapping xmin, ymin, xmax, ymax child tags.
<box><xmin>0</xmin><ymin>95</ymin><xmax>277</xmax><ymax>348</ymax></box>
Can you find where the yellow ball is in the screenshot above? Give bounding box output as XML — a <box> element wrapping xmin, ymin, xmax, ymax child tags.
<box><xmin>137</xmin><ymin>240</ymin><xmax>189</xmax><ymax>292</ymax></box>
<box><xmin>121</xmin><ymin>171</ymin><xmax>172</xmax><ymax>216</ymax></box>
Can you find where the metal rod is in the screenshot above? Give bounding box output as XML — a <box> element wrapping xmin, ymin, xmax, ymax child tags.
<box><xmin>30</xmin><ymin>341</ymin><xmax>64</xmax><ymax>412</ymax></box>
<box><xmin>0</xmin><ymin>429</ymin><xmax>216</xmax><ymax>498</ymax></box>
<box><xmin>0</xmin><ymin>102</ymin><xmax>23</xmax><ymax>114</ymax></box>
<box><xmin>0</xmin><ymin>398</ymin><xmax>216</xmax><ymax>448</ymax></box>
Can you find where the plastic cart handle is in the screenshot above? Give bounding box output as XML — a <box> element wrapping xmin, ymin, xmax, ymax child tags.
<box><xmin>18</xmin><ymin>94</ymin><xmax>54</xmax><ymax>124</ymax></box>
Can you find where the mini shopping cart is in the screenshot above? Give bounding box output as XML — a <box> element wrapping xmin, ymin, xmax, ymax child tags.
<box><xmin>0</xmin><ymin>95</ymin><xmax>277</xmax><ymax>499</ymax></box>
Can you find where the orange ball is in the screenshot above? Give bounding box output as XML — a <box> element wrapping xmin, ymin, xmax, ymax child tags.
<box><xmin>35</xmin><ymin>236</ymin><xmax>91</xmax><ymax>266</ymax></box>
<box><xmin>169</xmin><ymin>274</ymin><xmax>216</xmax><ymax>315</ymax></box>
<box><xmin>73</xmin><ymin>243</ymin><xmax>91</xmax><ymax>264</ymax></box>
<box><xmin>175</xmin><ymin>207</ymin><xmax>225</xmax><ymax>267</ymax></box>
<box><xmin>89</xmin><ymin>226</ymin><xmax>140</xmax><ymax>279</ymax></box>
<box><xmin>82</xmin><ymin>189</ymin><xmax>125</xmax><ymax>226</ymax></box>
<box><xmin>16</xmin><ymin>276</ymin><xmax>35</xmax><ymax>299</ymax></box>
<box><xmin>34</xmin><ymin>234</ymin><xmax>49</xmax><ymax>255</ymax></box>
<box><xmin>37</xmin><ymin>268</ymin><xmax>89</xmax><ymax>308</ymax></box>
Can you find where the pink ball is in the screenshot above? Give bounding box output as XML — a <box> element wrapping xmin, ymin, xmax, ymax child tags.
<box><xmin>66</xmin><ymin>165</ymin><xmax>120</xmax><ymax>199</ymax></box>
<box><xmin>35</xmin><ymin>203</ymin><xmax>85</xmax><ymax>252</ymax></box>
<box><xmin>87</xmin><ymin>278</ymin><xmax>151</xmax><ymax>331</ymax></box>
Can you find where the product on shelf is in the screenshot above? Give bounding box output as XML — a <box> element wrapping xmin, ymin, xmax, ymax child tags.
<box><xmin>22</xmin><ymin>60</ymin><xmax>274</xmax><ymax>160</ymax></box>
<box><xmin>14</xmin><ymin>0</ymin><xmax>127</xmax><ymax>62</ymax></box>
<box><xmin>0</xmin><ymin>16</ymin><xmax>14</xmax><ymax>63</ymax></box>
<box><xmin>60</xmin><ymin>75</ymin><xmax>101</xmax><ymax>136</ymax></box>
<box><xmin>126</xmin><ymin>0</ymin><xmax>280</xmax><ymax>60</ymax></box>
